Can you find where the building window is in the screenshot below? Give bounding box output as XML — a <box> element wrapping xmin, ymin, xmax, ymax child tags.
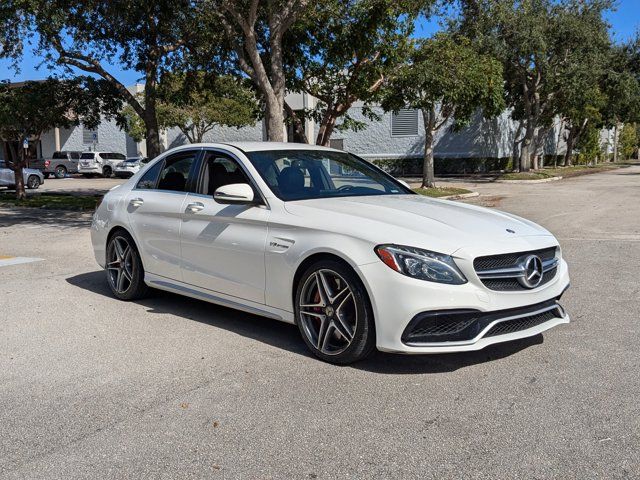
<box><xmin>391</xmin><ymin>109</ymin><xmax>419</xmax><ymax>137</ymax></box>
<box><xmin>83</xmin><ymin>126</ymin><xmax>98</xmax><ymax>145</ymax></box>
<box><xmin>329</xmin><ymin>138</ymin><xmax>344</xmax><ymax>150</ymax></box>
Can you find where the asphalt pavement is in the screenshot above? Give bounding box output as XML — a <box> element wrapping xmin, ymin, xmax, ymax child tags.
<box><xmin>1</xmin><ymin>166</ymin><xmax>639</xmax><ymax>479</ymax></box>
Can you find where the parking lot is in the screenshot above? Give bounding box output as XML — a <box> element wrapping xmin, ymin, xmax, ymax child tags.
<box><xmin>1</xmin><ymin>167</ymin><xmax>639</xmax><ymax>478</ymax></box>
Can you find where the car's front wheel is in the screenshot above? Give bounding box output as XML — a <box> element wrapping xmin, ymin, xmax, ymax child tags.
<box><xmin>295</xmin><ymin>260</ymin><xmax>376</xmax><ymax>364</ymax></box>
<box><xmin>27</xmin><ymin>175</ymin><xmax>41</xmax><ymax>189</ymax></box>
<box><xmin>106</xmin><ymin>231</ymin><xmax>148</xmax><ymax>300</ymax></box>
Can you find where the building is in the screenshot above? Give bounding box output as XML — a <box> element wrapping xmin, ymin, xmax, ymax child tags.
<box><xmin>1</xmin><ymin>87</ymin><xmax>616</xmax><ymax>169</ymax></box>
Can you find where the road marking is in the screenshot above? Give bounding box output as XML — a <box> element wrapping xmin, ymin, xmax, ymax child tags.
<box><xmin>0</xmin><ymin>256</ymin><xmax>44</xmax><ymax>267</ymax></box>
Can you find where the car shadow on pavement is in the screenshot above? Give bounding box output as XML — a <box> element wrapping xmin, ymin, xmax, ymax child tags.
<box><xmin>66</xmin><ymin>270</ymin><xmax>543</xmax><ymax>374</ymax></box>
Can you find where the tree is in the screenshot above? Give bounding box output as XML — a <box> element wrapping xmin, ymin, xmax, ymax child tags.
<box><xmin>600</xmin><ymin>43</ymin><xmax>640</xmax><ymax>162</ymax></box>
<box><xmin>619</xmin><ymin>123</ymin><xmax>638</xmax><ymax>160</ymax></box>
<box><xmin>382</xmin><ymin>34</ymin><xmax>504</xmax><ymax>188</ymax></box>
<box><xmin>205</xmin><ymin>0</ymin><xmax>311</xmax><ymax>142</ymax></box>
<box><xmin>0</xmin><ymin>78</ymin><xmax>116</xmax><ymax>199</ymax></box>
<box><xmin>459</xmin><ymin>0</ymin><xmax>613</xmax><ymax>171</ymax></box>
<box><xmin>1</xmin><ymin>0</ymin><xmax>28</xmax><ymax>68</ymax></box>
<box><xmin>123</xmin><ymin>73</ymin><xmax>260</xmax><ymax>144</ymax></box>
<box><xmin>30</xmin><ymin>0</ymin><xmax>206</xmax><ymax>159</ymax></box>
<box><xmin>287</xmin><ymin>0</ymin><xmax>424</xmax><ymax>146</ymax></box>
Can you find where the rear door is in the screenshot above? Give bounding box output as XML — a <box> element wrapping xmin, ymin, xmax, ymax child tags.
<box><xmin>179</xmin><ymin>149</ymin><xmax>270</xmax><ymax>304</ymax></box>
<box><xmin>125</xmin><ymin>149</ymin><xmax>201</xmax><ymax>281</ymax></box>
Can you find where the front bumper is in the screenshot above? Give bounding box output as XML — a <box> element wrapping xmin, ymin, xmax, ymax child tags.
<box><xmin>357</xmin><ymin>252</ymin><xmax>570</xmax><ymax>354</ymax></box>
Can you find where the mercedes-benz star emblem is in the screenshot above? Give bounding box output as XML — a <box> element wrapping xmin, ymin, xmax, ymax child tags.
<box><xmin>518</xmin><ymin>255</ymin><xmax>543</xmax><ymax>289</ymax></box>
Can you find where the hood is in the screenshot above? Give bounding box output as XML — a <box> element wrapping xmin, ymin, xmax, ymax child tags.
<box><xmin>284</xmin><ymin>194</ymin><xmax>553</xmax><ymax>254</ymax></box>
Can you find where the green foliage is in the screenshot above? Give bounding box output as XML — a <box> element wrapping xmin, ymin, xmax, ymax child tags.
<box><xmin>382</xmin><ymin>34</ymin><xmax>504</xmax><ymax>128</ymax></box>
<box><xmin>286</xmin><ymin>0</ymin><xmax>425</xmax><ymax>143</ymax></box>
<box><xmin>0</xmin><ymin>78</ymin><xmax>116</xmax><ymax>147</ymax></box>
<box><xmin>619</xmin><ymin>123</ymin><xmax>638</xmax><ymax>160</ymax></box>
<box><xmin>459</xmin><ymin>0</ymin><xmax>614</xmax><ymax>170</ymax></box>
<box><xmin>575</xmin><ymin>123</ymin><xmax>602</xmax><ymax>163</ymax></box>
<box><xmin>121</xmin><ymin>73</ymin><xmax>260</xmax><ymax>143</ymax></box>
<box><xmin>0</xmin><ymin>77</ymin><xmax>119</xmax><ymax>198</ymax></box>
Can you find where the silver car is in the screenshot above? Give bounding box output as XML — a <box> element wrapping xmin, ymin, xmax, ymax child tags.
<box><xmin>0</xmin><ymin>160</ymin><xmax>44</xmax><ymax>190</ymax></box>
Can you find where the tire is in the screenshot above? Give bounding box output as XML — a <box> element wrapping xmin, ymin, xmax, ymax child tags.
<box><xmin>27</xmin><ymin>175</ymin><xmax>41</xmax><ymax>189</ymax></box>
<box><xmin>295</xmin><ymin>259</ymin><xmax>376</xmax><ymax>364</ymax></box>
<box><xmin>105</xmin><ymin>231</ymin><xmax>148</xmax><ymax>301</ymax></box>
<box><xmin>54</xmin><ymin>165</ymin><xmax>67</xmax><ymax>179</ymax></box>
<box><xmin>102</xmin><ymin>166</ymin><xmax>112</xmax><ymax>178</ymax></box>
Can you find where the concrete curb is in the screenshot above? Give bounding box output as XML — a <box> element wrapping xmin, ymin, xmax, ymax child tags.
<box><xmin>494</xmin><ymin>176</ymin><xmax>563</xmax><ymax>184</ymax></box>
<box><xmin>441</xmin><ymin>191</ymin><xmax>480</xmax><ymax>200</ymax></box>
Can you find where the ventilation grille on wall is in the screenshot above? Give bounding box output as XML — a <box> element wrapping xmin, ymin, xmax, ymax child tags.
<box><xmin>329</xmin><ymin>138</ymin><xmax>344</xmax><ymax>150</ymax></box>
<box><xmin>391</xmin><ymin>109</ymin><xmax>419</xmax><ymax>137</ymax></box>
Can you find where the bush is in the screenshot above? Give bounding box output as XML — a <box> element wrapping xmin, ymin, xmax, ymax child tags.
<box><xmin>373</xmin><ymin>157</ymin><xmax>513</xmax><ymax>175</ymax></box>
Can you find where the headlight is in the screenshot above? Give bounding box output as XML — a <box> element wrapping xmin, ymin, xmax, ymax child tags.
<box><xmin>375</xmin><ymin>244</ymin><xmax>467</xmax><ymax>285</ymax></box>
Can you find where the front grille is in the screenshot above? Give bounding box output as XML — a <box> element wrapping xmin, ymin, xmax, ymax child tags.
<box><xmin>402</xmin><ymin>299</ymin><xmax>564</xmax><ymax>345</ymax></box>
<box><xmin>474</xmin><ymin>247</ymin><xmax>558</xmax><ymax>291</ymax></box>
<box><xmin>485</xmin><ymin>309</ymin><xmax>559</xmax><ymax>337</ymax></box>
<box><xmin>474</xmin><ymin>247</ymin><xmax>556</xmax><ymax>271</ymax></box>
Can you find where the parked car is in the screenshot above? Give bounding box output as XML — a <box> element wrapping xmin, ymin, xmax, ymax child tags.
<box><xmin>0</xmin><ymin>160</ymin><xmax>44</xmax><ymax>190</ymax></box>
<box><xmin>78</xmin><ymin>151</ymin><xmax>127</xmax><ymax>178</ymax></box>
<box><xmin>91</xmin><ymin>142</ymin><xmax>570</xmax><ymax>364</ymax></box>
<box><xmin>30</xmin><ymin>151</ymin><xmax>82</xmax><ymax>179</ymax></box>
<box><xmin>114</xmin><ymin>157</ymin><xmax>149</xmax><ymax>178</ymax></box>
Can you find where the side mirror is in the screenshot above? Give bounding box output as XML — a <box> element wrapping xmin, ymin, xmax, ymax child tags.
<box><xmin>214</xmin><ymin>183</ymin><xmax>256</xmax><ymax>205</ymax></box>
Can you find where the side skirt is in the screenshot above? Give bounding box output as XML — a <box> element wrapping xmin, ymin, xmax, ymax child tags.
<box><xmin>144</xmin><ymin>272</ymin><xmax>295</xmax><ymax>324</ymax></box>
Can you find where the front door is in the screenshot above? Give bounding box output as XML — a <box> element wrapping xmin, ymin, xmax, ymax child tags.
<box><xmin>180</xmin><ymin>150</ymin><xmax>270</xmax><ymax>304</ymax></box>
<box><xmin>126</xmin><ymin>149</ymin><xmax>200</xmax><ymax>281</ymax></box>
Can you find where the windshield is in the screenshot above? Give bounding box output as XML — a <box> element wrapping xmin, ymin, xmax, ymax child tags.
<box><xmin>245</xmin><ymin>150</ymin><xmax>412</xmax><ymax>201</ymax></box>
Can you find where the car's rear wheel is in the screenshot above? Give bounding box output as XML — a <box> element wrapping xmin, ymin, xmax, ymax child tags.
<box><xmin>27</xmin><ymin>175</ymin><xmax>40</xmax><ymax>189</ymax></box>
<box><xmin>54</xmin><ymin>165</ymin><xmax>67</xmax><ymax>179</ymax></box>
<box><xmin>102</xmin><ymin>166</ymin><xmax>112</xmax><ymax>178</ymax></box>
<box><xmin>106</xmin><ymin>231</ymin><xmax>148</xmax><ymax>300</ymax></box>
<box><xmin>295</xmin><ymin>260</ymin><xmax>375</xmax><ymax>364</ymax></box>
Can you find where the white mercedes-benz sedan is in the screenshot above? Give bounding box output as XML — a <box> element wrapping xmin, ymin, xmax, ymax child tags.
<box><xmin>91</xmin><ymin>142</ymin><xmax>570</xmax><ymax>364</ymax></box>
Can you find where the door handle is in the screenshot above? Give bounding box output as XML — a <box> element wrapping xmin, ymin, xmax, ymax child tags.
<box><xmin>186</xmin><ymin>202</ymin><xmax>204</xmax><ymax>213</ymax></box>
<box><xmin>129</xmin><ymin>198</ymin><xmax>144</xmax><ymax>207</ymax></box>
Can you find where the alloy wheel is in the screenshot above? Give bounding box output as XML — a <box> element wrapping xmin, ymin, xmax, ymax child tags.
<box><xmin>299</xmin><ymin>269</ymin><xmax>357</xmax><ymax>356</ymax></box>
<box><xmin>27</xmin><ymin>176</ymin><xmax>40</xmax><ymax>189</ymax></box>
<box><xmin>107</xmin><ymin>236</ymin><xmax>135</xmax><ymax>294</ymax></box>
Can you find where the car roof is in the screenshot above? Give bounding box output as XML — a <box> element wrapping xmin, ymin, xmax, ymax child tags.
<box><xmin>184</xmin><ymin>142</ymin><xmax>343</xmax><ymax>154</ymax></box>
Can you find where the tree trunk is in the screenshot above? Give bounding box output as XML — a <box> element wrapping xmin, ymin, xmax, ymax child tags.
<box><xmin>143</xmin><ymin>73</ymin><xmax>162</xmax><ymax>159</ymax></box>
<box><xmin>519</xmin><ymin>120</ymin><xmax>535</xmax><ymax>172</ymax></box>
<box><xmin>421</xmin><ymin>109</ymin><xmax>436</xmax><ymax>188</ymax></box>
<box><xmin>316</xmin><ymin>113</ymin><xmax>338</xmax><ymax>146</ymax></box>
<box><xmin>264</xmin><ymin>93</ymin><xmax>285</xmax><ymax>142</ymax></box>
<box><xmin>564</xmin><ymin>126</ymin><xmax>575</xmax><ymax>167</ymax></box>
<box><xmin>512</xmin><ymin>120</ymin><xmax>524</xmax><ymax>170</ymax></box>
<box><xmin>613</xmin><ymin>121</ymin><xmax>620</xmax><ymax>163</ymax></box>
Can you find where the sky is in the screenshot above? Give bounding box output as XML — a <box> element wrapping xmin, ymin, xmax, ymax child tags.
<box><xmin>1</xmin><ymin>0</ymin><xmax>639</xmax><ymax>85</ymax></box>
